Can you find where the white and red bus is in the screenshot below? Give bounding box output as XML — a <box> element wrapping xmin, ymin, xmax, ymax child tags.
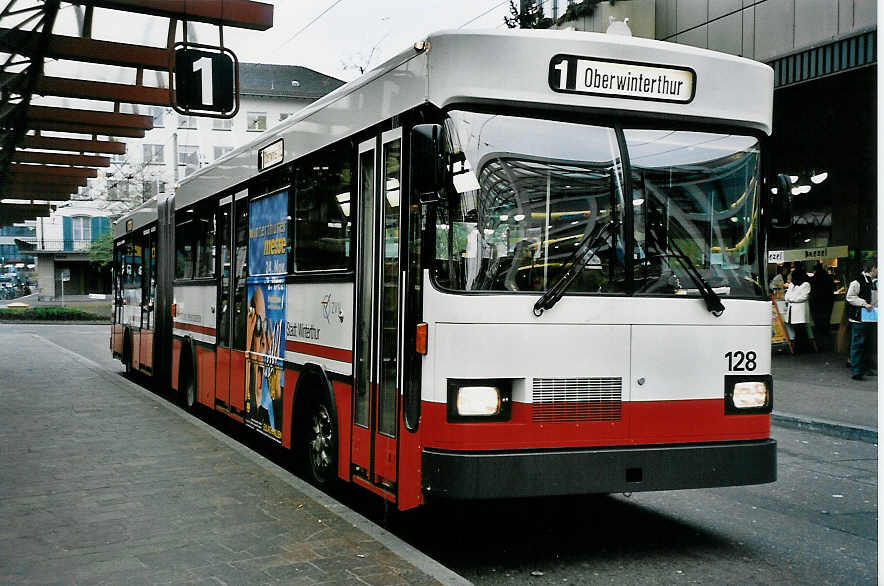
<box><xmin>112</xmin><ymin>28</ymin><xmax>777</xmax><ymax>511</ymax></box>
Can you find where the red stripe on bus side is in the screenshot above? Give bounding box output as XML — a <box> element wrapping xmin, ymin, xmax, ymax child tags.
<box><xmin>285</xmin><ymin>340</ymin><xmax>352</xmax><ymax>363</ymax></box>
<box><xmin>173</xmin><ymin>321</ymin><xmax>216</xmax><ymax>336</ymax></box>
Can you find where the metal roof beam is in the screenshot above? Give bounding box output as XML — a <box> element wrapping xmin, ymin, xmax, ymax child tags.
<box><xmin>25</xmin><ymin>120</ymin><xmax>146</xmax><ymax>138</ymax></box>
<box><xmin>31</xmin><ymin>75</ymin><xmax>170</xmax><ymax>106</ymax></box>
<box><xmin>0</xmin><ymin>204</ymin><xmax>51</xmax><ymax>225</ymax></box>
<box><xmin>22</xmin><ymin>135</ymin><xmax>126</xmax><ymax>154</ymax></box>
<box><xmin>27</xmin><ymin>105</ymin><xmax>153</xmax><ymax>130</ymax></box>
<box><xmin>12</xmin><ymin>151</ymin><xmax>110</xmax><ymax>167</ymax></box>
<box><xmin>0</xmin><ymin>28</ymin><xmax>170</xmax><ymax>70</ymax></box>
<box><xmin>8</xmin><ymin>164</ymin><xmax>98</xmax><ymax>178</ymax></box>
<box><xmin>1</xmin><ymin>188</ymin><xmax>76</xmax><ymax>201</ymax></box>
<box><xmin>6</xmin><ymin>175</ymin><xmax>88</xmax><ymax>187</ymax></box>
<box><xmin>70</xmin><ymin>0</ymin><xmax>273</xmax><ymax>30</ymax></box>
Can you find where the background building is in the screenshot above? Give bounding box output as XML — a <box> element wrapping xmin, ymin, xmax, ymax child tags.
<box><xmin>31</xmin><ymin>199</ymin><xmax>122</xmax><ymax>299</ymax></box>
<box><xmin>26</xmin><ymin>63</ymin><xmax>343</xmax><ymax>299</ymax></box>
<box><xmin>87</xmin><ymin>63</ymin><xmax>344</xmax><ymax>209</ymax></box>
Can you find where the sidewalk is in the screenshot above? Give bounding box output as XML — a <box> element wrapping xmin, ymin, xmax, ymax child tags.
<box><xmin>771</xmin><ymin>348</ymin><xmax>878</xmax><ymax>443</ymax></box>
<box><xmin>0</xmin><ymin>329</ymin><xmax>467</xmax><ymax>585</ymax></box>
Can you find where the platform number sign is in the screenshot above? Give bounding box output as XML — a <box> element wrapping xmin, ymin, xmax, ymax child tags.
<box><xmin>174</xmin><ymin>46</ymin><xmax>238</xmax><ymax>117</ymax></box>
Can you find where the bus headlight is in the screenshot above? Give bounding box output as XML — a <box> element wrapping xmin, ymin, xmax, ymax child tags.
<box><xmin>725</xmin><ymin>375</ymin><xmax>772</xmax><ymax>414</ymax></box>
<box><xmin>733</xmin><ymin>381</ymin><xmax>767</xmax><ymax>408</ymax></box>
<box><xmin>447</xmin><ymin>379</ymin><xmax>512</xmax><ymax>421</ymax></box>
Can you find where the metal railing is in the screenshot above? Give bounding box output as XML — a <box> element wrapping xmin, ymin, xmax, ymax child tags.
<box><xmin>32</xmin><ymin>239</ymin><xmax>93</xmax><ymax>252</ymax></box>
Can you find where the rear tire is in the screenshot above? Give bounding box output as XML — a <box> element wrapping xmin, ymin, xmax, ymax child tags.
<box><xmin>305</xmin><ymin>393</ymin><xmax>336</xmax><ymax>486</ymax></box>
<box><xmin>179</xmin><ymin>348</ymin><xmax>196</xmax><ymax>411</ymax></box>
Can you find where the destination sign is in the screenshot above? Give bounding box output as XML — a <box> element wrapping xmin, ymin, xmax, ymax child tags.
<box><xmin>259</xmin><ymin>138</ymin><xmax>284</xmax><ymax>171</ymax></box>
<box><xmin>549</xmin><ymin>55</ymin><xmax>695</xmax><ymax>104</ymax></box>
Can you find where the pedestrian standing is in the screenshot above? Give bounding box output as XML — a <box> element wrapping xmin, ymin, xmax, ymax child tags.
<box><xmin>810</xmin><ymin>262</ymin><xmax>835</xmax><ymax>351</ymax></box>
<box><xmin>784</xmin><ymin>267</ymin><xmax>812</xmax><ymax>353</ymax></box>
<box><xmin>769</xmin><ymin>265</ymin><xmax>785</xmax><ymax>296</ymax></box>
<box><xmin>846</xmin><ymin>260</ymin><xmax>878</xmax><ymax>380</ymax></box>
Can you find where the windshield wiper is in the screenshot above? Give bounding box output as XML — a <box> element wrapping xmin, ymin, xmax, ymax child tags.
<box><xmin>664</xmin><ymin>237</ymin><xmax>725</xmax><ymax>317</ymax></box>
<box><xmin>533</xmin><ymin>220</ymin><xmax>616</xmax><ymax>316</ymax></box>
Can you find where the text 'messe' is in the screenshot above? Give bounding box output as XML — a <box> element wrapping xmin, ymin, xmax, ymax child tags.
<box><xmin>549</xmin><ymin>55</ymin><xmax>696</xmax><ymax>104</ymax></box>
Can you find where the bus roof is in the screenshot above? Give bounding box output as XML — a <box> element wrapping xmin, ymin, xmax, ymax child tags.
<box><xmin>113</xmin><ymin>195</ymin><xmax>160</xmax><ymax>239</ymax></box>
<box><xmin>172</xmin><ymin>29</ymin><xmax>773</xmax><ymax>211</ymax></box>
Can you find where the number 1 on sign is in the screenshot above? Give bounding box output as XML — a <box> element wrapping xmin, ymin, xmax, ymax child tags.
<box><xmin>554</xmin><ymin>59</ymin><xmax>568</xmax><ymax>89</ymax></box>
<box><xmin>193</xmin><ymin>56</ymin><xmax>213</xmax><ymax>106</ymax></box>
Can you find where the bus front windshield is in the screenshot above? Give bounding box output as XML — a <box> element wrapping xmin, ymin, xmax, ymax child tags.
<box><xmin>432</xmin><ymin>110</ymin><xmax>763</xmax><ymax>299</ymax></box>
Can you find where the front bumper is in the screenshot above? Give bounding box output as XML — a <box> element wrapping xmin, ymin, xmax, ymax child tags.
<box><xmin>422</xmin><ymin>438</ymin><xmax>776</xmax><ymax>500</ymax></box>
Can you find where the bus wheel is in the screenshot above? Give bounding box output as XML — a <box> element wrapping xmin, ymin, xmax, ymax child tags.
<box><xmin>306</xmin><ymin>394</ymin><xmax>336</xmax><ymax>485</ymax></box>
<box><xmin>122</xmin><ymin>329</ymin><xmax>133</xmax><ymax>376</ymax></box>
<box><xmin>179</xmin><ymin>350</ymin><xmax>196</xmax><ymax>411</ymax></box>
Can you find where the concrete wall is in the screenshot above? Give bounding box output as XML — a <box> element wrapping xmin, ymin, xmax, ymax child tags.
<box><xmin>655</xmin><ymin>0</ymin><xmax>876</xmax><ymax>60</ymax></box>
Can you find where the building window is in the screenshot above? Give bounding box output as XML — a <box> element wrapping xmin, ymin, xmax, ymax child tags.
<box><xmin>213</xmin><ymin>146</ymin><xmax>234</xmax><ymax>160</ymax></box>
<box><xmin>247</xmin><ymin>112</ymin><xmax>267</xmax><ymax>132</ymax></box>
<box><xmin>178</xmin><ymin>115</ymin><xmax>198</xmax><ymax>129</ymax></box>
<box><xmin>72</xmin><ymin>216</ymin><xmax>91</xmax><ymax>249</ymax></box>
<box><xmin>107</xmin><ymin>179</ymin><xmax>130</xmax><ymax>201</ymax></box>
<box><xmin>142</xmin><ymin>181</ymin><xmax>156</xmax><ymax>200</ymax></box>
<box><xmin>143</xmin><ymin>144</ymin><xmax>164</xmax><ymax>164</ymax></box>
<box><xmin>150</xmin><ymin>106</ymin><xmax>165</xmax><ymax>127</ymax></box>
<box><xmin>178</xmin><ymin>145</ymin><xmax>200</xmax><ymax>177</ymax></box>
<box><xmin>142</xmin><ymin>180</ymin><xmax>167</xmax><ymax>200</ymax></box>
<box><xmin>213</xmin><ymin>117</ymin><xmax>233</xmax><ymax>131</ymax></box>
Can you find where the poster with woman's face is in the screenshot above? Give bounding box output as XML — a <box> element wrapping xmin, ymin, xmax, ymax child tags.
<box><xmin>244</xmin><ymin>190</ymin><xmax>288</xmax><ymax>441</ymax></box>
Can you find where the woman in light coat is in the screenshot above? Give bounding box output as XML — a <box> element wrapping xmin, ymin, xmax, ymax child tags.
<box><xmin>784</xmin><ymin>268</ymin><xmax>812</xmax><ymax>352</ymax></box>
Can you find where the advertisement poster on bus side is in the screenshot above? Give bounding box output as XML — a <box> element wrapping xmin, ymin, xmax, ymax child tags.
<box><xmin>248</xmin><ymin>189</ymin><xmax>288</xmax><ymax>277</ymax></box>
<box><xmin>245</xmin><ymin>277</ymin><xmax>286</xmax><ymax>441</ymax></box>
<box><xmin>245</xmin><ymin>190</ymin><xmax>289</xmax><ymax>442</ymax></box>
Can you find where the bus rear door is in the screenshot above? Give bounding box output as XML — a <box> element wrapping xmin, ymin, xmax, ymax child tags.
<box><xmin>215</xmin><ymin>197</ymin><xmax>233</xmax><ymax>408</ymax></box>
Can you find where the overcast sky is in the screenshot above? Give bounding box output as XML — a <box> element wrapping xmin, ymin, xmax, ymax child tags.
<box><xmin>45</xmin><ymin>0</ymin><xmax>515</xmax><ymax>83</ymax></box>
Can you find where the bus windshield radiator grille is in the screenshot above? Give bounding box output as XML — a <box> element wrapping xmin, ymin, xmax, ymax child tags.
<box><xmin>532</xmin><ymin>377</ymin><xmax>622</xmax><ymax>422</ymax></box>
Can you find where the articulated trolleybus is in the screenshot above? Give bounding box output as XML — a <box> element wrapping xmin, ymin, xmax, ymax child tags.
<box><xmin>112</xmin><ymin>29</ymin><xmax>776</xmax><ymax>511</ymax></box>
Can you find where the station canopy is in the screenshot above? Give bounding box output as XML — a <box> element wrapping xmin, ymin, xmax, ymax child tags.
<box><xmin>0</xmin><ymin>0</ymin><xmax>274</xmax><ymax>227</ymax></box>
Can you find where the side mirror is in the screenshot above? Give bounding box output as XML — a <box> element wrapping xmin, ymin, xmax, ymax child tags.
<box><xmin>768</xmin><ymin>173</ymin><xmax>793</xmax><ymax>229</ymax></box>
<box><xmin>410</xmin><ymin>124</ymin><xmax>445</xmax><ymax>203</ymax></box>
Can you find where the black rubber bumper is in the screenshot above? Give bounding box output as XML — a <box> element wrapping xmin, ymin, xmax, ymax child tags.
<box><xmin>422</xmin><ymin>439</ymin><xmax>776</xmax><ymax>500</ymax></box>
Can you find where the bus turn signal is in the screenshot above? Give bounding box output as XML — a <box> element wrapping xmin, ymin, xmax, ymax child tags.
<box><xmin>416</xmin><ymin>322</ymin><xmax>428</xmax><ymax>355</ymax></box>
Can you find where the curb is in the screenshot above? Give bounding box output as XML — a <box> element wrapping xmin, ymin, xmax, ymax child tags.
<box><xmin>772</xmin><ymin>411</ymin><xmax>877</xmax><ymax>444</ymax></box>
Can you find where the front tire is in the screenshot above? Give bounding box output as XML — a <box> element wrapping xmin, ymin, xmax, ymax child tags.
<box><xmin>122</xmin><ymin>329</ymin><xmax>133</xmax><ymax>376</ymax></box>
<box><xmin>306</xmin><ymin>394</ymin><xmax>336</xmax><ymax>486</ymax></box>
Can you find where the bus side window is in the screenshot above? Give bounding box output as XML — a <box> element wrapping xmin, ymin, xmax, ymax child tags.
<box><xmin>194</xmin><ymin>208</ymin><xmax>216</xmax><ymax>278</ymax></box>
<box><xmin>175</xmin><ymin>217</ymin><xmax>194</xmax><ymax>279</ymax></box>
<box><xmin>294</xmin><ymin>144</ymin><xmax>353</xmax><ymax>272</ymax></box>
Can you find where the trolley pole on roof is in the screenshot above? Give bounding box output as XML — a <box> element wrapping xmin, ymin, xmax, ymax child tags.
<box><xmin>172</xmin><ymin>131</ymin><xmax>179</xmax><ymax>184</ymax></box>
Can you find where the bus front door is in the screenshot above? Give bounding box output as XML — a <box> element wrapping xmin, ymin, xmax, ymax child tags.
<box><xmin>353</xmin><ymin>129</ymin><xmax>404</xmax><ymax>495</ymax></box>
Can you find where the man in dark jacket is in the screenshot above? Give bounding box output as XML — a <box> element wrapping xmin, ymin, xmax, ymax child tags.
<box><xmin>810</xmin><ymin>263</ymin><xmax>835</xmax><ymax>350</ymax></box>
<box><xmin>846</xmin><ymin>260</ymin><xmax>877</xmax><ymax>380</ymax></box>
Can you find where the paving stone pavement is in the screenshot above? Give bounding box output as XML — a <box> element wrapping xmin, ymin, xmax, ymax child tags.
<box><xmin>0</xmin><ymin>330</ymin><xmax>464</xmax><ymax>586</ymax></box>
